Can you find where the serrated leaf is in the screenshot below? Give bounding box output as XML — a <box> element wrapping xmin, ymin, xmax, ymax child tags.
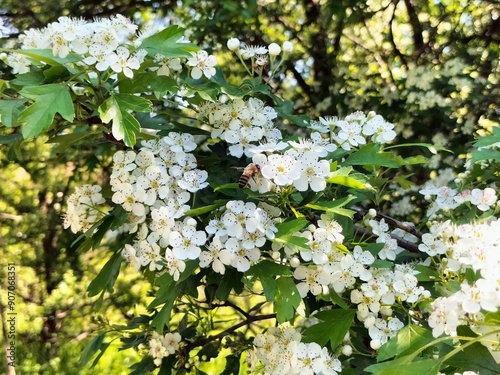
<box><xmin>215</xmin><ymin>267</ymin><xmax>243</xmax><ymax>301</ymax></box>
<box><xmin>274</xmin><ymin>277</ymin><xmax>301</xmax><ymax>323</ymax></box>
<box><xmin>302</xmin><ymin>309</ymin><xmax>355</xmax><ymax>350</ymax></box>
<box><xmin>305</xmin><ymin>196</ymin><xmax>357</xmax><ymax>218</ymax></box>
<box><xmin>377</xmin><ymin>324</ymin><xmax>435</xmax><ymax>362</ymax></box>
<box><xmin>0</xmin><ymin>98</ymin><xmax>27</xmax><ymax>127</ymax></box>
<box><xmin>140</xmin><ymin>25</ymin><xmax>198</xmax><ymax>58</ymax></box>
<box><xmin>87</xmin><ymin>252</ymin><xmax>122</xmax><ymax>297</ymax></box>
<box><xmin>248</xmin><ymin>260</ymin><xmax>293</xmax><ymax>301</ymax></box>
<box><xmin>18</xmin><ymin>84</ymin><xmax>75</xmax><ymax>138</ymax></box>
<box><xmin>98</xmin><ymin>94</ymin><xmax>152</xmax><ymax>147</ymax></box>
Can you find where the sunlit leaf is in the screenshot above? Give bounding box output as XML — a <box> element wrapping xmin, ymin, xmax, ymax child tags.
<box><xmin>18</xmin><ymin>84</ymin><xmax>75</xmax><ymax>138</ymax></box>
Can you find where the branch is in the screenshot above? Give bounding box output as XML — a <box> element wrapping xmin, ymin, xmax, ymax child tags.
<box><xmin>353</xmin><ymin>206</ymin><xmax>423</xmax><ymax>239</ymax></box>
<box><xmin>354</xmin><ymin>224</ymin><xmax>421</xmax><ymax>254</ymax></box>
<box><xmin>180</xmin><ymin>312</ymin><xmax>276</xmax><ymax>362</ymax></box>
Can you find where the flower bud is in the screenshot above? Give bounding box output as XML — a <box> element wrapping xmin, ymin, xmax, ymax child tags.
<box><xmin>227</xmin><ymin>38</ymin><xmax>240</xmax><ymax>51</ymax></box>
<box><xmin>290</xmin><ymin>257</ymin><xmax>300</xmax><ymax>268</ymax></box>
<box><xmin>268</xmin><ymin>43</ymin><xmax>281</xmax><ymax>57</ymax></box>
<box><xmin>282</xmin><ymin>41</ymin><xmax>293</xmax><ymax>53</ymax></box>
<box><xmin>342</xmin><ymin>345</ymin><xmax>353</xmax><ymax>356</ymax></box>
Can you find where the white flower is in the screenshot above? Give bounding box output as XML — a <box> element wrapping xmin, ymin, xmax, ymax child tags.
<box><xmin>294</xmin><ymin>266</ymin><xmax>331</xmax><ymax>297</ymax></box>
<box><xmin>368</xmin><ymin>318</ymin><xmax>404</xmax><ymax>349</ymax></box>
<box><xmin>293</xmin><ymin>150</ymin><xmax>331</xmax><ymax>192</ymax></box>
<box><xmin>261</xmin><ymin>154</ymin><xmax>301</xmax><ymax>186</ymax></box>
<box><xmin>187</xmin><ymin>50</ymin><xmax>216</xmax><ymax>79</ymax></box>
<box><xmin>336</xmin><ymin>121</ymin><xmax>366</xmax><ymax>150</ymax></box>
<box><xmin>225</xmin><ymin>238</ymin><xmax>260</xmax><ymax>272</ymax></box>
<box><xmin>110</xmin><ymin>46</ymin><xmax>141</xmax><ymax>78</ymax></box>
<box><xmin>418</xmin><ymin>233</ymin><xmax>447</xmax><ymax>256</ymax></box>
<box><xmin>169</xmin><ymin>218</ymin><xmax>207</xmax><ymax>260</ymax></box>
<box><xmin>199</xmin><ymin>236</ymin><xmax>233</xmax><ymax>274</ymax></box>
<box><xmin>469</xmin><ymin>187</ymin><xmax>497</xmax><ymax>211</ymax></box>
<box><xmin>178</xmin><ymin>169</ymin><xmax>208</xmax><ymax>192</ymax></box>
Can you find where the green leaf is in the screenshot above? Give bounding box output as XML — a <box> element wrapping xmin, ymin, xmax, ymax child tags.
<box><xmin>344</xmin><ymin>143</ymin><xmax>400</xmax><ymax>168</ymax></box>
<box><xmin>274</xmin><ymin>99</ymin><xmax>310</xmax><ymax>127</ymax></box>
<box><xmin>12</xmin><ymin>48</ymin><xmax>80</xmax><ymax>67</ymax></box>
<box><xmin>471</xmin><ymin>148</ymin><xmax>500</xmax><ymax>163</ymax></box>
<box><xmin>273</xmin><ymin>234</ymin><xmax>310</xmax><ymax>252</ymax></box>
<box><xmin>79</xmin><ymin>333</ymin><xmax>106</xmax><ymax>367</ymax></box>
<box><xmin>150</xmin><ymin>285</ymin><xmax>181</xmax><ymax>331</ymax></box>
<box><xmin>0</xmin><ymin>133</ymin><xmax>23</xmax><ymax>145</ymax></box>
<box><xmin>18</xmin><ymin>84</ymin><xmax>75</xmax><ymax>138</ymax></box>
<box><xmin>11</xmin><ymin>71</ymin><xmax>45</xmax><ymax>86</ymax></box>
<box><xmin>366</xmin><ymin>357</ymin><xmax>441</xmax><ymax>375</ymax></box>
<box><xmin>413</xmin><ymin>265</ymin><xmax>439</xmax><ymax>282</ymax></box>
<box><xmin>184</xmin><ymin>203</ymin><xmax>226</xmax><ymax>217</ymax></box>
<box><xmin>384</xmin><ymin>142</ymin><xmax>452</xmax><ymax>154</ymax></box>
<box><xmin>327</xmin><ymin>167</ymin><xmax>374</xmax><ymax>190</ymax></box>
<box><xmin>472</xmin><ymin>126</ymin><xmax>500</xmax><ymax>148</ymax></box>
<box><xmin>248</xmin><ymin>260</ymin><xmax>293</xmax><ymax>301</ymax></box>
<box><xmin>377</xmin><ymin>324</ymin><xmax>435</xmax><ymax>362</ymax></box>
<box><xmin>140</xmin><ymin>25</ymin><xmax>198</xmax><ymax>58</ymax></box>
<box><xmin>302</xmin><ymin>309</ymin><xmax>355</xmax><ymax>350</ymax></box>
<box><xmin>0</xmin><ymin>98</ymin><xmax>27</xmax><ymax>127</ymax></box>
<box><xmin>305</xmin><ymin>196</ymin><xmax>357</xmax><ymax>218</ymax></box>
<box><xmin>46</xmin><ymin>130</ymin><xmax>99</xmax><ymax>154</ymax></box>
<box><xmin>274</xmin><ymin>277</ymin><xmax>301</xmax><ymax>323</ymax></box>
<box><xmin>485</xmin><ymin>311</ymin><xmax>500</xmax><ymax>324</ymax></box>
<box><xmin>275</xmin><ymin>218</ymin><xmax>308</xmax><ymax>237</ymax></box>
<box><xmin>215</xmin><ymin>268</ymin><xmax>243</xmax><ymax>301</ymax></box>
<box><xmin>98</xmin><ymin>93</ymin><xmax>152</xmax><ymax>147</ymax></box>
<box><xmin>87</xmin><ymin>252</ymin><xmax>123</xmax><ymax>297</ymax></box>
<box><xmin>445</xmin><ymin>326</ymin><xmax>500</xmax><ymax>375</ymax></box>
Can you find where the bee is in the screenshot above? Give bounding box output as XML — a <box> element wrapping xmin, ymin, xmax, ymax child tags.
<box><xmin>238</xmin><ymin>164</ymin><xmax>261</xmax><ymax>188</ymax></box>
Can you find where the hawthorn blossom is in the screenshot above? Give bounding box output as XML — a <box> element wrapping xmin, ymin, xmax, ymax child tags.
<box><xmin>293</xmin><ymin>151</ymin><xmax>331</xmax><ymax>192</ymax></box>
<box><xmin>469</xmin><ymin>187</ymin><xmax>497</xmax><ymax>211</ymax></box>
<box><xmin>169</xmin><ymin>217</ymin><xmax>207</xmax><ymax>260</ymax></box>
<box><xmin>367</xmin><ymin>317</ymin><xmax>404</xmax><ymax>349</ymax></box>
<box><xmin>294</xmin><ymin>266</ymin><xmax>331</xmax><ymax>297</ymax></box>
<box><xmin>199</xmin><ymin>236</ymin><xmax>233</xmax><ymax>274</ymax></box>
<box><xmin>261</xmin><ymin>154</ymin><xmax>301</xmax><ymax>186</ymax></box>
<box><xmin>187</xmin><ymin>50</ymin><xmax>216</xmax><ymax>79</ymax></box>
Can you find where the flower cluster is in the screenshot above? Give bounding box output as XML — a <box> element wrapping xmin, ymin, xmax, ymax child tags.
<box><xmin>199</xmin><ymin>97</ymin><xmax>281</xmax><ymax>158</ymax></box>
<box><xmin>63</xmin><ymin>184</ymin><xmax>107</xmax><ymax>233</ymax></box>
<box><xmin>12</xmin><ymin>15</ymin><xmax>144</xmax><ymax>76</ymax></box>
<box><xmin>279</xmin><ymin>217</ymin><xmax>428</xmax><ymax>349</ymax></box>
<box><xmin>427</xmin><ymin>217</ymin><xmax>500</xmax><ymax>337</ymax></box>
<box><xmin>314</xmin><ymin>111</ymin><xmax>397</xmax><ymax>150</ymax></box>
<box><xmin>147</xmin><ymin>331</ymin><xmax>182</xmax><ymax>366</ymax></box>
<box><xmin>248</xmin><ymin>326</ymin><xmax>342</xmax><ymax>375</ymax></box>
<box><xmin>420</xmin><ymin>184</ymin><xmax>498</xmax><ymax>218</ymax></box>
<box><xmin>1</xmin><ymin>14</ymin><xmax>217</xmax><ymax>81</ymax></box>
<box><xmin>226</xmin><ymin>38</ymin><xmax>293</xmax><ymax>76</ymax></box>
<box><xmin>201</xmin><ymin>200</ymin><xmax>278</xmax><ymax>273</ymax></box>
